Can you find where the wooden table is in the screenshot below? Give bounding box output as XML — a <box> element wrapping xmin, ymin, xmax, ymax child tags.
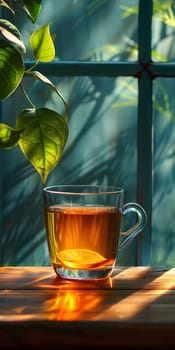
<box><xmin>0</xmin><ymin>266</ymin><xmax>175</xmax><ymax>349</ymax></box>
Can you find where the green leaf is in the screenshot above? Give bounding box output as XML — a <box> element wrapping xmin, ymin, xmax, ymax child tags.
<box><xmin>0</xmin><ymin>123</ymin><xmax>21</xmax><ymax>148</ymax></box>
<box><xmin>22</xmin><ymin>0</ymin><xmax>42</xmax><ymax>23</ymax></box>
<box><xmin>30</xmin><ymin>23</ymin><xmax>55</xmax><ymax>62</ymax></box>
<box><xmin>0</xmin><ymin>19</ymin><xmax>26</xmax><ymax>54</ymax></box>
<box><xmin>0</xmin><ymin>40</ymin><xmax>24</xmax><ymax>99</ymax></box>
<box><xmin>16</xmin><ymin>108</ymin><xmax>69</xmax><ymax>184</ymax></box>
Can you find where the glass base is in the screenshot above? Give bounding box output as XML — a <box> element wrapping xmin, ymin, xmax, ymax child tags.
<box><xmin>53</xmin><ymin>264</ymin><xmax>113</xmax><ymax>280</ymax></box>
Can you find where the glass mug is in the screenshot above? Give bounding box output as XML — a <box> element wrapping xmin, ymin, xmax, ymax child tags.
<box><xmin>43</xmin><ymin>185</ymin><xmax>147</xmax><ymax>280</ymax></box>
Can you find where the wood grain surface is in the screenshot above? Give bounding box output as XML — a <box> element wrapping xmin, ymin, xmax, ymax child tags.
<box><xmin>0</xmin><ymin>266</ymin><xmax>175</xmax><ymax>349</ymax></box>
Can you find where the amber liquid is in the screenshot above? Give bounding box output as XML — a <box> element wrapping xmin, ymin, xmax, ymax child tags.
<box><xmin>45</xmin><ymin>206</ymin><xmax>121</xmax><ymax>273</ymax></box>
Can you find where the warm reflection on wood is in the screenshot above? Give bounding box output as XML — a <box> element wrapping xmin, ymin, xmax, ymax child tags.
<box><xmin>42</xmin><ymin>276</ymin><xmax>113</xmax><ymax>320</ymax></box>
<box><xmin>44</xmin><ymin>291</ymin><xmax>104</xmax><ymax>320</ymax></box>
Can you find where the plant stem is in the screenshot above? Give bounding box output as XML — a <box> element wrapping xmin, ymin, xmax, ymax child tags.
<box><xmin>25</xmin><ymin>62</ymin><xmax>38</xmax><ymax>73</ymax></box>
<box><xmin>20</xmin><ymin>84</ymin><xmax>35</xmax><ymax>109</ymax></box>
<box><xmin>56</xmin><ymin>89</ymin><xmax>69</xmax><ymax>122</ymax></box>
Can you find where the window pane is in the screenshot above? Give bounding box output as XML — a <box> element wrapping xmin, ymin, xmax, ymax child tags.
<box><xmin>153</xmin><ymin>77</ymin><xmax>175</xmax><ymax>266</ymax></box>
<box><xmin>152</xmin><ymin>0</ymin><xmax>175</xmax><ymax>62</ymax></box>
<box><xmin>1</xmin><ymin>76</ymin><xmax>138</xmax><ymax>265</ymax></box>
<box><xmin>5</xmin><ymin>0</ymin><xmax>138</xmax><ymax>62</ymax></box>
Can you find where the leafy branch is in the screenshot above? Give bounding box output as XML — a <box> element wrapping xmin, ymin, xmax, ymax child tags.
<box><xmin>0</xmin><ymin>0</ymin><xmax>69</xmax><ymax>184</ymax></box>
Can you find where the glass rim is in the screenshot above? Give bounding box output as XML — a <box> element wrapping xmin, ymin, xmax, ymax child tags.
<box><xmin>43</xmin><ymin>185</ymin><xmax>124</xmax><ymax>195</ymax></box>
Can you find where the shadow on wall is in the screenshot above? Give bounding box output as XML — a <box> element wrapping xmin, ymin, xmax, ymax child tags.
<box><xmin>1</xmin><ymin>75</ymin><xmax>137</xmax><ymax>266</ymax></box>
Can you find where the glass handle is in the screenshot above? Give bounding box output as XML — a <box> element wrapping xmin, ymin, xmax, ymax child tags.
<box><xmin>119</xmin><ymin>202</ymin><xmax>147</xmax><ymax>251</ymax></box>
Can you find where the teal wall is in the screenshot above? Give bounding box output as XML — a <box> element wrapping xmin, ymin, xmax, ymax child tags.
<box><xmin>1</xmin><ymin>0</ymin><xmax>175</xmax><ymax>266</ymax></box>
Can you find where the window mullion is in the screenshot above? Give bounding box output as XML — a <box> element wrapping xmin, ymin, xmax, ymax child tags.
<box><xmin>136</xmin><ymin>0</ymin><xmax>153</xmax><ymax>265</ymax></box>
<box><xmin>25</xmin><ymin>61</ymin><xmax>142</xmax><ymax>77</ymax></box>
